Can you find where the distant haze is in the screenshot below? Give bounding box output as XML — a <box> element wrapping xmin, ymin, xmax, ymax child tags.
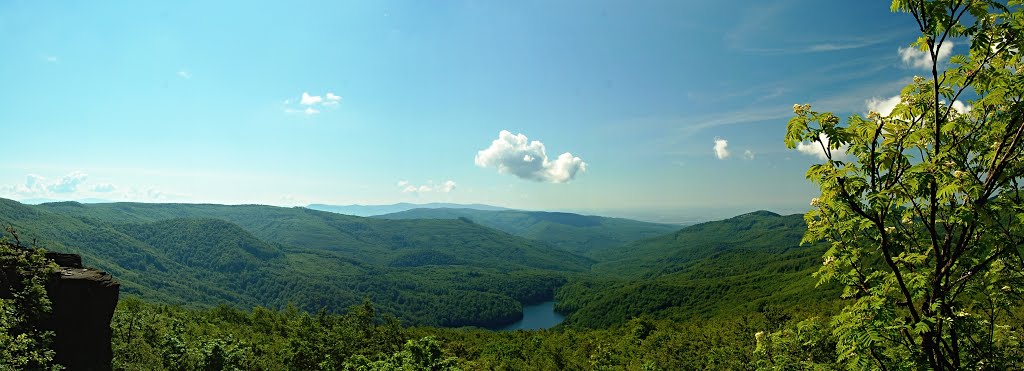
<box><xmin>308</xmin><ymin>202</ymin><xmax>809</xmax><ymax>225</ymax></box>
<box><xmin>306</xmin><ymin>203</ymin><xmax>510</xmax><ymax>217</ymax></box>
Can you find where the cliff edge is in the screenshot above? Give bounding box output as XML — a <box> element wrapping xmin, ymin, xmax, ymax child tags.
<box><xmin>43</xmin><ymin>252</ymin><xmax>120</xmax><ymax>371</ymax></box>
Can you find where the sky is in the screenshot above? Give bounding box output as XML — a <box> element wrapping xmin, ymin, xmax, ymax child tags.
<box><xmin>0</xmin><ymin>0</ymin><xmax>950</xmax><ymax>222</ymax></box>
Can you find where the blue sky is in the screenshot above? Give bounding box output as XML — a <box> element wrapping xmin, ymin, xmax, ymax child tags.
<box><xmin>0</xmin><ymin>0</ymin><xmax>943</xmax><ymax>221</ymax></box>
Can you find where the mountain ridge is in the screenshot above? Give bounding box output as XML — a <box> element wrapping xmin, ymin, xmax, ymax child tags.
<box><xmin>374</xmin><ymin>207</ymin><xmax>681</xmax><ymax>255</ymax></box>
<box><xmin>307</xmin><ymin>202</ymin><xmax>510</xmax><ymax>217</ymax></box>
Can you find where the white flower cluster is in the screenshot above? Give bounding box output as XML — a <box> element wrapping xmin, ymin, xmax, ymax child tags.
<box><xmin>793</xmin><ymin>103</ymin><xmax>812</xmax><ymax>115</ymax></box>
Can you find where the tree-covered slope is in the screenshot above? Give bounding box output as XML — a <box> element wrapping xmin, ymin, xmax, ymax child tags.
<box><xmin>0</xmin><ymin>198</ymin><xmax>592</xmax><ymax>328</ymax></box>
<box><xmin>31</xmin><ymin>201</ymin><xmax>591</xmax><ymax>271</ymax></box>
<box><xmin>374</xmin><ymin>208</ymin><xmax>680</xmax><ymax>255</ymax></box>
<box><xmin>590</xmin><ymin>210</ymin><xmax>806</xmax><ymax>277</ymax></box>
<box><xmin>555</xmin><ymin>211</ymin><xmax>839</xmax><ymax>328</ymax></box>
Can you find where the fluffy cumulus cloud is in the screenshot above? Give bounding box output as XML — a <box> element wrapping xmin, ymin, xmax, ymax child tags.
<box><xmin>3</xmin><ymin>171</ymin><xmax>98</xmax><ymax>196</ymax></box>
<box><xmin>24</xmin><ymin>174</ymin><xmax>45</xmax><ymax>192</ymax></box>
<box><xmin>950</xmin><ymin>100</ymin><xmax>971</xmax><ymax>114</ymax></box>
<box><xmin>866</xmin><ymin>95</ymin><xmax>902</xmax><ymax>116</ymax></box>
<box><xmin>398</xmin><ymin>180</ymin><xmax>456</xmax><ymax>194</ymax></box>
<box><xmin>285</xmin><ymin>91</ymin><xmax>342</xmax><ymax>115</ymax></box>
<box><xmin>899</xmin><ymin>42</ymin><xmax>954</xmax><ymax>69</ymax></box>
<box><xmin>796</xmin><ymin>133</ymin><xmax>848</xmax><ymax>161</ymax></box>
<box><xmin>324</xmin><ymin>93</ymin><xmax>342</xmax><ymax>106</ymax></box>
<box><xmin>0</xmin><ymin>171</ymin><xmax>188</xmax><ymax>203</ymax></box>
<box><xmin>300</xmin><ymin>92</ymin><xmax>323</xmax><ymax>106</ymax></box>
<box><xmin>48</xmin><ymin>171</ymin><xmax>88</xmax><ymax>193</ymax></box>
<box><xmin>440</xmin><ymin>180</ymin><xmax>456</xmax><ymax>192</ymax></box>
<box><xmin>713</xmin><ymin>138</ymin><xmax>730</xmax><ymax>159</ymax></box>
<box><xmin>866</xmin><ymin>94</ymin><xmax>970</xmax><ymax>117</ymax></box>
<box><xmin>475</xmin><ymin>130</ymin><xmax>587</xmax><ymax>183</ymax></box>
<box><xmin>743</xmin><ymin>150</ymin><xmax>756</xmax><ymax>160</ymax></box>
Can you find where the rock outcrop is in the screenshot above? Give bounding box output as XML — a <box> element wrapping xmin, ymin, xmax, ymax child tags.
<box><xmin>43</xmin><ymin>252</ymin><xmax>120</xmax><ymax>371</ymax></box>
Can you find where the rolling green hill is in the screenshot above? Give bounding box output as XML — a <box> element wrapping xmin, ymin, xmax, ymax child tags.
<box><xmin>554</xmin><ymin>211</ymin><xmax>839</xmax><ymax>328</ymax></box>
<box><xmin>1</xmin><ymin>197</ymin><xmax>837</xmax><ymax>330</ymax></box>
<box><xmin>373</xmin><ymin>208</ymin><xmax>681</xmax><ymax>255</ymax></box>
<box><xmin>0</xmin><ymin>198</ymin><xmax>592</xmax><ymax>328</ymax></box>
<box><xmin>92</xmin><ymin>209</ymin><xmax>848</xmax><ymax>370</ymax></box>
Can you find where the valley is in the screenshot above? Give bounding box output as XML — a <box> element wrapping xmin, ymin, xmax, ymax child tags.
<box><xmin>1</xmin><ymin>197</ymin><xmax>845</xmax><ymax>368</ymax></box>
<box><xmin>1</xmin><ymin>197</ymin><xmax>831</xmax><ymax>330</ymax></box>
<box><xmin>0</xmin><ymin>196</ymin><xmax>839</xmax><ymax>368</ymax></box>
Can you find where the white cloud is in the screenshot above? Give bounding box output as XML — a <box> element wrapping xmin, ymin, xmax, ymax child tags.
<box><xmin>440</xmin><ymin>180</ymin><xmax>456</xmax><ymax>193</ymax></box>
<box><xmin>25</xmin><ymin>174</ymin><xmax>45</xmax><ymax>191</ymax></box>
<box><xmin>0</xmin><ymin>172</ymin><xmax>187</xmax><ymax>203</ymax></box>
<box><xmin>45</xmin><ymin>56</ymin><xmax>58</xmax><ymax>63</ymax></box>
<box><xmin>324</xmin><ymin>92</ymin><xmax>342</xmax><ymax>106</ymax></box>
<box><xmin>285</xmin><ymin>91</ymin><xmax>341</xmax><ymax>115</ymax></box>
<box><xmin>399</xmin><ymin>180</ymin><xmax>457</xmax><ymax>194</ymax></box>
<box><xmin>475</xmin><ymin>130</ymin><xmax>587</xmax><ymax>183</ymax></box>
<box><xmin>300</xmin><ymin>92</ymin><xmax>323</xmax><ymax>106</ymax></box>
<box><xmin>713</xmin><ymin>138</ymin><xmax>730</xmax><ymax>159</ymax></box>
<box><xmin>743</xmin><ymin>150</ymin><xmax>755</xmax><ymax>160</ymax></box>
<box><xmin>866</xmin><ymin>94</ymin><xmax>971</xmax><ymax>118</ymax></box>
<box><xmin>92</xmin><ymin>183</ymin><xmax>116</xmax><ymax>192</ymax></box>
<box><xmin>950</xmin><ymin>100</ymin><xmax>971</xmax><ymax>114</ymax></box>
<box><xmin>3</xmin><ymin>171</ymin><xmax>97</xmax><ymax>197</ymax></box>
<box><xmin>48</xmin><ymin>171</ymin><xmax>87</xmax><ymax>193</ymax></box>
<box><xmin>899</xmin><ymin>42</ymin><xmax>954</xmax><ymax>69</ymax></box>
<box><xmin>177</xmin><ymin>70</ymin><xmax>192</xmax><ymax>79</ymax></box>
<box><xmin>795</xmin><ymin>133</ymin><xmax>848</xmax><ymax>161</ymax></box>
<box><xmin>866</xmin><ymin>95</ymin><xmax>901</xmax><ymax>116</ymax></box>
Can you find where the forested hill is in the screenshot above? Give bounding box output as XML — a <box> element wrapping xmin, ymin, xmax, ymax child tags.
<box><xmin>373</xmin><ymin>208</ymin><xmax>681</xmax><ymax>255</ymax></box>
<box><xmin>555</xmin><ymin>210</ymin><xmax>837</xmax><ymax>328</ymax></box>
<box><xmin>591</xmin><ymin>210</ymin><xmax>807</xmax><ymax>277</ymax></box>
<box><xmin>0</xmin><ymin>198</ymin><xmax>592</xmax><ymax>327</ymax></box>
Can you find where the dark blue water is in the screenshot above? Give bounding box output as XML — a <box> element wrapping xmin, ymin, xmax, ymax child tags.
<box><xmin>498</xmin><ymin>301</ymin><xmax>564</xmax><ymax>331</ymax></box>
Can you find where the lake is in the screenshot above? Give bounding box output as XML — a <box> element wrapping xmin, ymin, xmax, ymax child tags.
<box><xmin>498</xmin><ymin>301</ymin><xmax>564</xmax><ymax>331</ymax></box>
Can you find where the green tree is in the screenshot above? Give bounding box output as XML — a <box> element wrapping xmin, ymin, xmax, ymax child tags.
<box><xmin>786</xmin><ymin>1</ymin><xmax>1024</xmax><ymax>369</ymax></box>
<box><xmin>0</xmin><ymin>227</ymin><xmax>60</xmax><ymax>370</ymax></box>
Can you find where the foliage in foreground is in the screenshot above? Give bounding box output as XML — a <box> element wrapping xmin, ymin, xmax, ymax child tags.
<box><xmin>0</xmin><ymin>228</ymin><xmax>60</xmax><ymax>370</ymax></box>
<box><xmin>110</xmin><ymin>296</ymin><xmax>829</xmax><ymax>370</ymax></box>
<box><xmin>786</xmin><ymin>0</ymin><xmax>1024</xmax><ymax>369</ymax></box>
